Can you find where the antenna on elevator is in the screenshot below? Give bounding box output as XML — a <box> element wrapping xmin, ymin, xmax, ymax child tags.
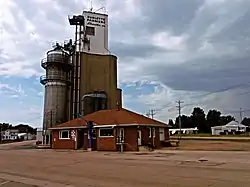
<box><xmin>90</xmin><ymin>0</ymin><xmax>93</xmax><ymax>11</ymax></box>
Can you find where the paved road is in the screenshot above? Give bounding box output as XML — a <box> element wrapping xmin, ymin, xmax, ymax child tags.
<box><xmin>0</xmin><ymin>142</ymin><xmax>250</xmax><ymax>186</ymax></box>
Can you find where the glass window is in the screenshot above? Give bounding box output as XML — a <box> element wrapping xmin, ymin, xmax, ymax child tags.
<box><xmin>86</xmin><ymin>26</ymin><xmax>95</xmax><ymax>36</ymax></box>
<box><xmin>92</xmin><ymin>129</ymin><xmax>96</xmax><ymax>138</ymax></box>
<box><xmin>153</xmin><ymin>128</ymin><xmax>155</xmax><ymax>138</ymax></box>
<box><xmin>59</xmin><ymin>130</ymin><xmax>70</xmax><ymax>139</ymax></box>
<box><xmin>99</xmin><ymin>128</ymin><xmax>113</xmax><ymax>137</ymax></box>
<box><xmin>148</xmin><ymin>127</ymin><xmax>152</xmax><ymax>138</ymax></box>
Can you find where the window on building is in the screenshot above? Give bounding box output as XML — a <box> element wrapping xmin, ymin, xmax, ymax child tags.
<box><xmin>148</xmin><ymin>127</ymin><xmax>152</xmax><ymax>138</ymax></box>
<box><xmin>99</xmin><ymin>128</ymin><xmax>113</xmax><ymax>137</ymax></box>
<box><xmin>159</xmin><ymin>128</ymin><xmax>164</xmax><ymax>141</ymax></box>
<box><xmin>92</xmin><ymin>129</ymin><xmax>96</xmax><ymax>139</ymax></box>
<box><xmin>59</xmin><ymin>130</ymin><xmax>70</xmax><ymax>139</ymax></box>
<box><xmin>86</xmin><ymin>26</ymin><xmax>95</xmax><ymax>36</ymax></box>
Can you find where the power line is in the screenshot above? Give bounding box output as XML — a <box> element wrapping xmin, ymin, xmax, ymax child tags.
<box><xmin>239</xmin><ymin>91</ymin><xmax>250</xmax><ymax>96</ymax></box>
<box><xmin>224</xmin><ymin>109</ymin><xmax>250</xmax><ymax>114</ymax></box>
<box><xmin>155</xmin><ymin>82</ymin><xmax>250</xmax><ymax>112</ymax></box>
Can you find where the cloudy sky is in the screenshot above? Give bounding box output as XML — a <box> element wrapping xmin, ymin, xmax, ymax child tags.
<box><xmin>0</xmin><ymin>0</ymin><xmax>250</xmax><ymax>127</ymax></box>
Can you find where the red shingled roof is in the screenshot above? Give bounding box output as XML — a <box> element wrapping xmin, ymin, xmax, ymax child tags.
<box><xmin>50</xmin><ymin>108</ymin><xmax>169</xmax><ymax>129</ymax></box>
<box><xmin>49</xmin><ymin>118</ymin><xmax>87</xmax><ymax>129</ymax></box>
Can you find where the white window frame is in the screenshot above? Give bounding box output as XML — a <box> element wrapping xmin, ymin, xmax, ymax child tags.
<box><xmin>92</xmin><ymin>129</ymin><xmax>97</xmax><ymax>139</ymax></box>
<box><xmin>148</xmin><ymin>127</ymin><xmax>152</xmax><ymax>138</ymax></box>
<box><xmin>86</xmin><ymin>26</ymin><xmax>95</xmax><ymax>36</ymax></box>
<box><xmin>88</xmin><ymin>129</ymin><xmax>97</xmax><ymax>139</ymax></box>
<box><xmin>59</xmin><ymin>130</ymin><xmax>70</xmax><ymax>140</ymax></box>
<box><xmin>159</xmin><ymin>128</ymin><xmax>165</xmax><ymax>141</ymax></box>
<box><xmin>152</xmin><ymin>127</ymin><xmax>156</xmax><ymax>138</ymax></box>
<box><xmin>99</xmin><ymin>127</ymin><xmax>114</xmax><ymax>138</ymax></box>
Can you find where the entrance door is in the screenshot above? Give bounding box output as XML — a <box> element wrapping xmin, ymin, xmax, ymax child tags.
<box><xmin>137</xmin><ymin>130</ymin><xmax>142</xmax><ymax>146</ymax></box>
<box><xmin>77</xmin><ymin>129</ymin><xmax>84</xmax><ymax>149</ymax></box>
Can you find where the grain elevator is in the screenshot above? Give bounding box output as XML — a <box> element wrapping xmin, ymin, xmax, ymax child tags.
<box><xmin>40</xmin><ymin>9</ymin><xmax>122</xmax><ymax>143</ymax></box>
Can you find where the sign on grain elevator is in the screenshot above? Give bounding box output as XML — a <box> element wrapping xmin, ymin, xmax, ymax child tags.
<box><xmin>81</xmin><ymin>11</ymin><xmax>109</xmax><ymax>54</ymax></box>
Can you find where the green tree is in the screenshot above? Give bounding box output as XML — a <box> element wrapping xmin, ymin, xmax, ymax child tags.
<box><xmin>191</xmin><ymin>107</ymin><xmax>207</xmax><ymax>132</ymax></box>
<box><xmin>15</xmin><ymin>124</ymin><xmax>36</xmax><ymax>134</ymax></box>
<box><xmin>219</xmin><ymin>115</ymin><xmax>235</xmax><ymax>126</ymax></box>
<box><xmin>207</xmin><ymin>109</ymin><xmax>221</xmax><ymax>127</ymax></box>
<box><xmin>168</xmin><ymin>119</ymin><xmax>174</xmax><ymax>127</ymax></box>
<box><xmin>241</xmin><ymin>117</ymin><xmax>250</xmax><ymax>126</ymax></box>
<box><xmin>0</xmin><ymin>123</ymin><xmax>12</xmax><ymax>131</ymax></box>
<box><xmin>175</xmin><ymin>115</ymin><xmax>193</xmax><ymax>129</ymax></box>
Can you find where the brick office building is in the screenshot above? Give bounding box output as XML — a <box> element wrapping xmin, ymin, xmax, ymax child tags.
<box><xmin>49</xmin><ymin>108</ymin><xmax>170</xmax><ymax>151</ymax></box>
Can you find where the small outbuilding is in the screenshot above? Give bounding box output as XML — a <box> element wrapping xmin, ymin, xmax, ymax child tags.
<box><xmin>49</xmin><ymin>108</ymin><xmax>170</xmax><ymax>151</ymax></box>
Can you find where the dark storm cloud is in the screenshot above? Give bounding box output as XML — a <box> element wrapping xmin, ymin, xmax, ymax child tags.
<box><xmin>110</xmin><ymin>42</ymin><xmax>169</xmax><ymax>60</ymax></box>
<box><xmin>146</xmin><ymin>56</ymin><xmax>250</xmax><ymax>93</ymax></box>
<box><xmin>109</xmin><ymin>0</ymin><xmax>203</xmax><ymax>42</ymax></box>
<box><xmin>4</xmin><ymin>0</ymin><xmax>250</xmax><ymax>95</ymax></box>
<box><xmin>137</xmin><ymin>0</ymin><xmax>204</xmax><ymax>35</ymax></box>
<box><xmin>109</xmin><ymin>0</ymin><xmax>250</xmax><ymax>95</ymax></box>
<box><xmin>210</xmin><ymin>10</ymin><xmax>250</xmax><ymax>49</ymax></box>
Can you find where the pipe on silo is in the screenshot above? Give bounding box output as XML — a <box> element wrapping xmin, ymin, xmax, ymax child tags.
<box><xmin>80</xmin><ymin>93</ymin><xmax>107</xmax><ymax>117</ymax></box>
<box><xmin>81</xmin><ymin>93</ymin><xmax>107</xmax><ymax>151</ymax></box>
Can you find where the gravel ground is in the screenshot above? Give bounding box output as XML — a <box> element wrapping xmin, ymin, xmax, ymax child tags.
<box><xmin>0</xmin><ymin>141</ymin><xmax>250</xmax><ymax>186</ymax></box>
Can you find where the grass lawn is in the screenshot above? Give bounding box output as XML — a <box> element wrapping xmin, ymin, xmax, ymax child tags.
<box><xmin>167</xmin><ymin>140</ymin><xmax>250</xmax><ymax>151</ymax></box>
<box><xmin>171</xmin><ymin>133</ymin><xmax>250</xmax><ymax>137</ymax></box>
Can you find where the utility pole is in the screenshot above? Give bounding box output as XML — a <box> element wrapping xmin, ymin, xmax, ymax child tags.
<box><xmin>0</xmin><ymin>124</ymin><xmax>2</xmax><ymax>144</ymax></box>
<box><xmin>240</xmin><ymin>108</ymin><xmax>243</xmax><ymax>122</ymax></box>
<box><xmin>176</xmin><ymin>100</ymin><xmax>184</xmax><ymax>141</ymax></box>
<box><xmin>149</xmin><ymin>109</ymin><xmax>156</xmax><ymax>119</ymax></box>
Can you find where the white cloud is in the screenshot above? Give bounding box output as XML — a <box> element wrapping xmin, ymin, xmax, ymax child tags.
<box><xmin>0</xmin><ymin>0</ymin><xmax>250</xmax><ymax>127</ymax></box>
<box><xmin>0</xmin><ymin>82</ymin><xmax>26</xmax><ymax>97</ymax></box>
<box><xmin>0</xmin><ymin>104</ymin><xmax>42</xmax><ymax>125</ymax></box>
<box><xmin>151</xmin><ymin>32</ymin><xmax>187</xmax><ymax>51</ymax></box>
<box><xmin>108</xmin><ymin>0</ymin><xmax>143</xmax><ymax>21</ymax></box>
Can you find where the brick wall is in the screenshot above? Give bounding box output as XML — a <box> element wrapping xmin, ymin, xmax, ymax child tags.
<box><xmin>52</xmin><ymin>130</ymin><xmax>75</xmax><ymax>149</ymax></box>
<box><xmin>97</xmin><ymin>137</ymin><xmax>116</xmax><ymax>151</ymax></box>
<box><xmin>96</xmin><ymin>127</ymin><xmax>116</xmax><ymax>151</ymax></box>
<box><xmin>124</xmin><ymin>127</ymin><xmax>137</xmax><ymax>151</ymax></box>
<box><xmin>164</xmin><ymin>128</ymin><xmax>170</xmax><ymax>140</ymax></box>
<box><xmin>52</xmin><ymin>126</ymin><xmax>170</xmax><ymax>151</ymax></box>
